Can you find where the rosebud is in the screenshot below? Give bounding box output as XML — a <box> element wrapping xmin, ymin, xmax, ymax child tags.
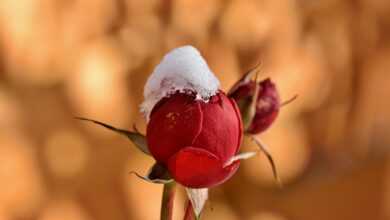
<box><xmin>75</xmin><ymin>46</ymin><xmax>284</xmax><ymax>219</ymax></box>
<box><xmin>146</xmin><ymin>90</ymin><xmax>243</xmax><ymax>188</ymax></box>
<box><xmin>229</xmin><ymin>78</ymin><xmax>280</xmax><ymax>134</ymax></box>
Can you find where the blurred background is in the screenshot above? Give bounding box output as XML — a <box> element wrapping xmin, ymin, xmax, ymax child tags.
<box><xmin>0</xmin><ymin>0</ymin><xmax>390</xmax><ymax>219</ymax></box>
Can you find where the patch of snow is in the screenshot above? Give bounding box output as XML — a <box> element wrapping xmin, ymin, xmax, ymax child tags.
<box><xmin>141</xmin><ymin>45</ymin><xmax>220</xmax><ymax>120</ymax></box>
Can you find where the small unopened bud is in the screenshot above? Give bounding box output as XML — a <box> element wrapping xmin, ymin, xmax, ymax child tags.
<box><xmin>229</xmin><ymin>78</ymin><xmax>280</xmax><ymax>134</ymax></box>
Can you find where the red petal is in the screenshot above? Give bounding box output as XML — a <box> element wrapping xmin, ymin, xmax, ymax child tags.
<box><xmin>147</xmin><ymin>93</ymin><xmax>203</xmax><ymax>163</ymax></box>
<box><xmin>229</xmin><ymin>97</ymin><xmax>244</xmax><ymax>154</ymax></box>
<box><xmin>248</xmin><ymin>110</ymin><xmax>279</xmax><ymax>134</ymax></box>
<box><xmin>167</xmin><ymin>147</ymin><xmax>240</xmax><ymax>188</ymax></box>
<box><xmin>193</xmin><ymin>92</ymin><xmax>242</xmax><ymax>162</ymax></box>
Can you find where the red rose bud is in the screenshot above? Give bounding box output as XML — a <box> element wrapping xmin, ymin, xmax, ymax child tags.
<box><xmin>229</xmin><ymin>78</ymin><xmax>280</xmax><ymax>134</ymax></box>
<box><xmin>146</xmin><ymin>90</ymin><xmax>243</xmax><ymax>188</ymax></box>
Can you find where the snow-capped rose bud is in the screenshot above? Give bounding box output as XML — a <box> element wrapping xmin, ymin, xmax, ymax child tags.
<box><xmin>141</xmin><ymin>46</ymin><xmax>244</xmax><ymax>188</ymax></box>
<box><xmin>147</xmin><ymin>91</ymin><xmax>242</xmax><ymax>188</ymax></box>
<box><xmin>229</xmin><ymin>78</ymin><xmax>280</xmax><ymax>134</ymax></box>
<box><xmin>76</xmin><ymin>46</ymin><xmax>283</xmax><ymax>219</ymax></box>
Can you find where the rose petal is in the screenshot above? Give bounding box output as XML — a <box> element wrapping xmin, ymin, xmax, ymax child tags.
<box><xmin>229</xmin><ymin>97</ymin><xmax>244</xmax><ymax>154</ymax></box>
<box><xmin>248</xmin><ymin>79</ymin><xmax>280</xmax><ymax>134</ymax></box>
<box><xmin>167</xmin><ymin>147</ymin><xmax>239</xmax><ymax>188</ymax></box>
<box><xmin>193</xmin><ymin>92</ymin><xmax>242</xmax><ymax>162</ymax></box>
<box><xmin>147</xmin><ymin>93</ymin><xmax>203</xmax><ymax>163</ymax></box>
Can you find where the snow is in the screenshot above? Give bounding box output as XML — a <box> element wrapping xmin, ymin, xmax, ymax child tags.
<box><xmin>141</xmin><ymin>45</ymin><xmax>220</xmax><ymax>119</ymax></box>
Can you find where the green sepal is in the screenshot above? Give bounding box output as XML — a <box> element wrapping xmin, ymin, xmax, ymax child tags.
<box><xmin>238</xmin><ymin>77</ymin><xmax>260</xmax><ymax>130</ymax></box>
<box><xmin>131</xmin><ymin>163</ymin><xmax>173</xmax><ymax>184</ymax></box>
<box><xmin>75</xmin><ymin>117</ymin><xmax>151</xmax><ymax>155</ymax></box>
<box><xmin>248</xmin><ymin>135</ymin><xmax>282</xmax><ymax>187</ymax></box>
<box><xmin>228</xmin><ymin>63</ymin><xmax>261</xmax><ymax>96</ymax></box>
<box><xmin>228</xmin><ymin>64</ymin><xmax>262</xmax><ymax>131</ymax></box>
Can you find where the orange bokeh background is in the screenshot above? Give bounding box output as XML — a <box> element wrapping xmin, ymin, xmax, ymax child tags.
<box><xmin>0</xmin><ymin>0</ymin><xmax>390</xmax><ymax>219</ymax></box>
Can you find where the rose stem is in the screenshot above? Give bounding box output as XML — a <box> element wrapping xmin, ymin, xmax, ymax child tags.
<box><xmin>183</xmin><ymin>201</ymin><xmax>196</xmax><ymax>220</ymax></box>
<box><xmin>161</xmin><ymin>182</ymin><xmax>176</xmax><ymax>220</ymax></box>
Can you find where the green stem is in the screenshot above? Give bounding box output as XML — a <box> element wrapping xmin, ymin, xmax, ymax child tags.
<box><xmin>160</xmin><ymin>182</ymin><xmax>176</xmax><ymax>220</ymax></box>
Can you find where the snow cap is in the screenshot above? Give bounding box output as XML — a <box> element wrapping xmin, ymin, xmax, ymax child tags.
<box><xmin>141</xmin><ymin>45</ymin><xmax>220</xmax><ymax>119</ymax></box>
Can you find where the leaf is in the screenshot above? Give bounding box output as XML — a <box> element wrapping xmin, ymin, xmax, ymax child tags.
<box><xmin>224</xmin><ymin>151</ymin><xmax>258</xmax><ymax>167</ymax></box>
<box><xmin>130</xmin><ymin>163</ymin><xmax>173</xmax><ymax>184</ymax></box>
<box><xmin>75</xmin><ymin>117</ymin><xmax>150</xmax><ymax>155</ymax></box>
<box><xmin>250</xmin><ymin>136</ymin><xmax>282</xmax><ymax>187</ymax></box>
<box><xmin>185</xmin><ymin>188</ymin><xmax>208</xmax><ymax>219</ymax></box>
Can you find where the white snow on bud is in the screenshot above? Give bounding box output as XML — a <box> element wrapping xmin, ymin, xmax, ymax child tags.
<box><xmin>141</xmin><ymin>45</ymin><xmax>220</xmax><ymax>120</ymax></box>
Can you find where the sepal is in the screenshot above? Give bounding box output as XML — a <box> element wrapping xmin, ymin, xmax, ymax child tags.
<box><xmin>75</xmin><ymin>117</ymin><xmax>151</xmax><ymax>155</ymax></box>
<box><xmin>185</xmin><ymin>188</ymin><xmax>208</xmax><ymax>219</ymax></box>
<box><xmin>250</xmin><ymin>136</ymin><xmax>282</xmax><ymax>187</ymax></box>
<box><xmin>224</xmin><ymin>151</ymin><xmax>258</xmax><ymax>167</ymax></box>
<box><xmin>130</xmin><ymin>162</ymin><xmax>173</xmax><ymax>184</ymax></box>
<box><xmin>228</xmin><ymin>63</ymin><xmax>261</xmax><ymax>95</ymax></box>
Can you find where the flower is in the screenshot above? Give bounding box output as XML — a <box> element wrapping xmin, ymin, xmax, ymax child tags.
<box><xmin>75</xmin><ymin>46</ymin><xmax>282</xmax><ymax>219</ymax></box>
<box><xmin>229</xmin><ymin>78</ymin><xmax>280</xmax><ymax>134</ymax></box>
<box><xmin>146</xmin><ymin>90</ymin><xmax>243</xmax><ymax>188</ymax></box>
